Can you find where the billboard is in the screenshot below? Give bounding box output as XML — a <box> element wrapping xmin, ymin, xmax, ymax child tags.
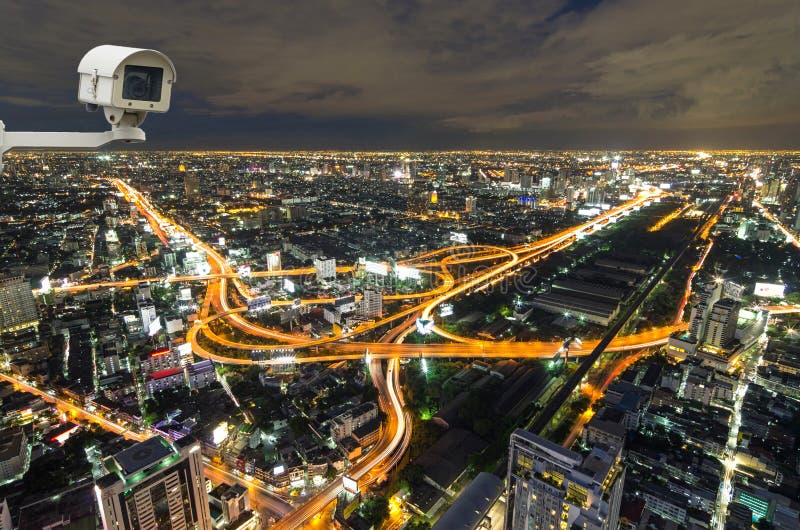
<box><xmin>179</xmin><ymin>287</ymin><xmax>192</xmax><ymax>301</ymax></box>
<box><xmin>395</xmin><ymin>265</ymin><xmax>421</xmax><ymax>281</ymax></box>
<box><xmin>248</xmin><ymin>295</ymin><xmax>271</xmax><ymax>313</ymax></box>
<box><xmin>343</xmin><ymin>475</ymin><xmax>360</xmax><ymax>494</ymax></box>
<box><xmin>416</xmin><ymin>318</ymin><xmax>434</xmax><ymax>335</ymax></box>
<box><xmin>439</xmin><ymin>304</ymin><xmax>454</xmax><ymax>317</ymax></box>
<box><xmin>754</xmin><ymin>282</ymin><xmax>785</xmax><ymax>299</ymax></box>
<box><xmin>238</xmin><ymin>264</ymin><xmax>251</xmax><ymax>278</ymax></box>
<box><xmin>450</xmin><ymin>232</ymin><xmax>468</xmax><ymax>244</ymax></box>
<box><xmin>283</xmin><ymin>278</ymin><xmax>295</xmax><ymax>293</ymax></box>
<box><xmin>577</xmin><ymin>207</ymin><xmax>600</xmax><ymax>217</ymax></box>
<box><xmin>365</xmin><ymin>261</ymin><xmax>388</xmax><ymax>276</ymax></box>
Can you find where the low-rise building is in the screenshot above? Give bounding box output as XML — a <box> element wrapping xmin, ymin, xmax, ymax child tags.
<box><xmin>145</xmin><ymin>366</ymin><xmax>187</xmax><ymax>396</ymax></box>
<box><xmin>187</xmin><ymin>360</ymin><xmax>216</xmax><ymax>389</ymax></box>
<box><xmin>330</xmin><ymin>402</ymin><xmax>378</xmax><ymax>443</ymax></box>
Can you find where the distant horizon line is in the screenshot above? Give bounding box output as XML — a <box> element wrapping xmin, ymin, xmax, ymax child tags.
<box><xmin>6</xmin><ymin>148</ymin><xmax>800</xmax><ymax>155</ymax></box>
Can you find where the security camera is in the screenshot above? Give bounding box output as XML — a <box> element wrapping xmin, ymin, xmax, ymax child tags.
<box><xmin>0</xmin><ymin>44</ymin><xmax>176</xmax><ymax>174</ymax></box>
<box><xmin>78</xmin><ymin>45</ymin><xmax>177</xmax><ymax>127</ymax></box>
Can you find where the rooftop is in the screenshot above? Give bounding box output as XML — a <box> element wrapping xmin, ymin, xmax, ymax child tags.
<box><xmin>148</xmin><ymin>366</ymin><xmax>185</xmax><ymax>380</ymax></box>
<box><xmin>112</xmin><ymin>436</ymin><xmax>175</xmax><ymax>476</ymax></box>
<box><xmin>431</xmin><ymin>472</ymin><xmax>504</xmax><ymax>530</ymax></box>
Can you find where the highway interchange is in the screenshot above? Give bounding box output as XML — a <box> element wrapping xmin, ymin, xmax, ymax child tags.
<box><xmin>41</xmin><ymin>178</ymin><xmax>713</xmax><ymax>527</ymax></box>
<box><xmin>106</xmin><ymin>178</ymin><xmax>689</xmax><ymax>527</ymax></box>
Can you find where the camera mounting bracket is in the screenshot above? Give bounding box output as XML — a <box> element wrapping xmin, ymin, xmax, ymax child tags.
<box><xmin>0</xmin><ymin>120</ymin><xmax>145</xmax><ymax>174</ymax></box>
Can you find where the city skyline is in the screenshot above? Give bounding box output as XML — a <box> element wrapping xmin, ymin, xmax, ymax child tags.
<box><xmin>2</xmin><ymin>1</ymin><xmax>800</xmax><ymax>528</ymax></box>
<box><xmin>0</xmin><ymin>150</ymin><xmax>799</xmax><ymax>529</ymax></box>
<box><xmin>1</xmin><ymin>0</ymin><xmax>799</xmax><ymax>150</ymax></box>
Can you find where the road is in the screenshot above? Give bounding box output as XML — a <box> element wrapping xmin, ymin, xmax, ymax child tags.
<box><xmin>561</xmin><ymin>350</ymin><xmax>650</xmax><ymax>448</ymax></box>
<box><xmin>271</xmin><ymin>358</ymin><xmax>406</xmax><ymax>530</ymax></box>
<box><xmin>184</xmin><ymin>190</ymin><xmax>664</xmax><ymax>361</ymax></box>
<box><xmin>102</xmin><ymin>180</ymin><xmax>666</xmax><ymax>528</ymax></box>
<box><xmin>529</xmin><ymin>196</ymin><xmax>727</xmax><ymax>436</ymax></box>
<box><xmin>204</xmin><ymin>462</ymin><xmax>293</xmax><ymax>519</ymax></box>
<box><xmin>0</xmin><ymin>372</ymin><xmax>146</xmax><ymax>442</ymax></box>
<box><xmin>188</xmin><ymin>322</ymin><xmax>685</xmax><ymax>364</ymax></box>
<box><xmin>755</xmin><ymin>199</ymin><xmax>800</xmax><ymax>250</ymax></box>
<box><xmin>0</xmin><ymin>371</ymin><xmax>293</xmax><ymax>521</ymax></box>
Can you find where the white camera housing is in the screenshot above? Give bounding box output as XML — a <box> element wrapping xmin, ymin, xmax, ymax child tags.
<box><xmin>78</xmin><ymin>45</ymin><xmax>176</xmax><ymax>126</ymax></box>
<box><xmin>1</xmin><ymin>44</ymin><xmax>177</xmax><ymax>174</ymax></box>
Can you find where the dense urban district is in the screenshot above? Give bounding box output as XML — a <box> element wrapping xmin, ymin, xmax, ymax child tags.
<box><xmin>0</xmin><ymin>151</ymin><xmax>799</xmax><ymax>530</ymax></box>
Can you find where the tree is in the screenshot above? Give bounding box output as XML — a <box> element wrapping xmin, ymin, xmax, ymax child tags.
<box><xmin>325</xmin><ymin>465</ymin><xmax>337</xmax><ymax>480</ymax></box>
<box><xmin>400</xmin><ymin>464</ymin><xmax>425</xmax><ymax>486</ymax></box>
<box><xmin>359</xmin><ymin>496</ymin><xmax>390</xmax><ymax>527</ymax></box>
<box><xmin>407</xmin><ymin>519</ymin><xmax>431</xmax><ymax>530</ymax></box>
<box><xmin>288</xmin><ymin>416</ymin><xmax>309</xmax><ymax>437</ymax></box>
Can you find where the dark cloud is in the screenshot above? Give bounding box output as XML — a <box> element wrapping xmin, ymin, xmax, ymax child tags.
<box><xmin>0</xmin><ymin>0</ymin><xmax>798</xmax><ymax>148</ymax></box>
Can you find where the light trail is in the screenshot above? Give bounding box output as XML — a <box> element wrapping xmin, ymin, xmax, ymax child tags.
<box><xmin>107</xmin><ymin>180</ymin><xmax>666</xmax><ymax>529</ymax></box>
<box><xmin>755</xmin><ymin>200</ymin><xmax>800</xmax><ymax>250</ymax></box>
<box><xmin>0</xmin><ymin>373</ymin><xmax>146</xmax><ymax>442</ymax></box>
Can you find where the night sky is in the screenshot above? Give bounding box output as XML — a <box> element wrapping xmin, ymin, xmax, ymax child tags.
<box><xmin>1</xmin><ymin>0</ymin><xmax>799</xmax><ymax>150</ymax></box>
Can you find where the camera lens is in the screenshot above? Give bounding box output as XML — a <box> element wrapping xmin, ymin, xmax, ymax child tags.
<box><xmin>122</xmin><ymin>65</ymin><xmax>164</xmax><ymax>102</ymax></box>
<box><xmin>126</xmin><ymin>73</ymin><xmax>149</xmax><ymax>99</ymax></box>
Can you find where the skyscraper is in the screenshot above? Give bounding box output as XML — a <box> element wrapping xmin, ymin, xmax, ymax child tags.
<box><xmin>703</xmin><ymin>298</ymin><xmax>740</xmax><ymax>349</ymax></box>
<box><xmin>360</xmin><ymin>288</ymin><xmax>383</xmax><ymax>318</ymax></box>
<box><xmin>95</xmin><ymin>436</ymin><xmax>212</xmax><ymax>530</ymax></box>
<box><xmin>520</xmin><ymin>172</ymin><xmax>533</xmax><ymax>190</ymax></box>
<box><xmin>688</xmin><ymin>281</ymin><xmax>723</xmax><ymax>342</ymax></box>
<box><xmin>184</xmin><ymin>171</ymin><xmax>201</xmax><ymax>201</ymax></box>
<box><xmin>465</xmin><ymin>196</ymin><xmax>477</xmax><ymax>213</ymax></box>
<box><xmin>504</xmin><ymin>165</ymin><xmax>519</xmax><ymax>184</ymax></box>
<box><xmin>0</xmin><ymin>275</ymin><xmax>38</xmax><ymax>334</ymax></box>
<box><xmin>505</xmin><ymin>429</ymin><xmax>624</xmax><ymax>530</ymax></box>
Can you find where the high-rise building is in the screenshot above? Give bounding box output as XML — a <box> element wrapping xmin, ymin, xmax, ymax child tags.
<box><xmin>266</xmin><ymin>250</ymin><xmax>282</xmax><ymax>272</ymax></box>
<box><xmin>0</xmin><ymin>498</ymin><xmax>11</xmax><ymax>530</ymax></box>
<box><xmin>761</xmin><ymin>178</ymin><xmax>781</xmax><ymax>204</ymax></box>
<box><xmin>314</xmin><ymin>256</ymin><xmax>337</xmax><ymax>281</ymax></box>
<box><xmin>184</xmin><ymin>172</ymin><xmax>201</xmax><ymax>201</ymax></box>
<box><xmin>139</xmin><ymin>304</ymin><xmax>158</xmax><ymax>333</ymax></box>
<box><xmin>505</xmin><ymin>429</ymin><xmax>624</xmax><ymax>530</ymax></box>
<box><xmin>504</xmin><ymin>165</ymin><xmax>519</xmax><ymax>184</ymax></box>
<box><xmin>520</xmin><ymin>173</ymin><xmax>533</xmax><ymax>190</ymax></box>
<box><xmin>554</xmin><ymin>168</ymin><xmax>568</xmax><ymax>195</ymax></box>
<box><xmin>209</xmin><ymin>483</ymin><xmax>252</xmax><ymax>526</ymax></box>
<box><xmin>586</xmin><ymin>186</ymin><xmax>605</xmax><ymax>206</ymax></box>
<box><xmin>0</xmin><ymin>275</ymin><xmax>38</xmax><ymax>334</ymax></box>
<box><xmin>465</xmin><ymin>196</ymin><xmax>477</xmax><ymax>213</ymax></box>
<box><xmin>360</xmin><ymin>288</ymin><xmax>382</xmax><ymax>318</ymax></box>
<box><xmin>401</xmin><ymin>158</ymin><xmax>417</xmax><ymax>179</ymax></box>
<box><xmin>135</xmin><ymin>238</ymin><xmax>148</xmax><ymax>259</ymax></box>
<box><xmin>704</xmin><ymin>298</ymin><xmax>740</xmax><ymax>349</ymax></box>
<box><xmin>0</xmin><ymin>427</ymin><xmax>28</xmax><ymax>482</ymax></box>
<box><xmin>95</xmin><ymin>436</ymin><xmax>212</xmax><ymax>530</ymax></box>
<box><xmin>688</xmin><ymin>281</ymin><xmax>723</xmax><ymax>342</ymax></box>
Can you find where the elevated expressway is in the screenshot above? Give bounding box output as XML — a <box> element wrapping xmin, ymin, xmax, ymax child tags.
<box><xmin>106</xmin><ymin>178</ymin><xmax>677</xmax><ymax>528</ymax></box>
